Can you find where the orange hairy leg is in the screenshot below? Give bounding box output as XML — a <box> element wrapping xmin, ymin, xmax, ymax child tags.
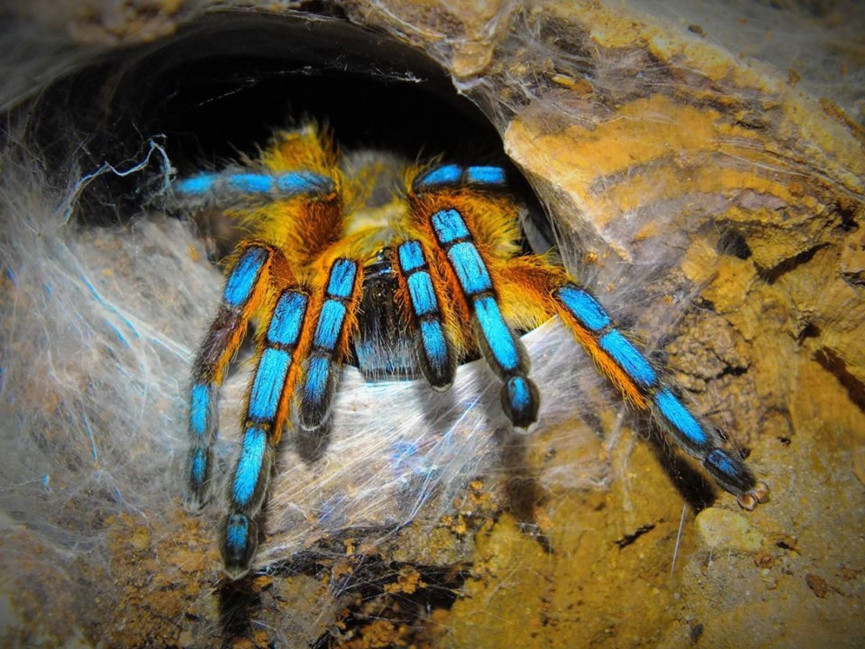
<box><xmin>186</xmin><ymin>243</ymin><xmax>283</xmax><ymax>508</ymax></box>
<box><xmin>493</xmin><ymin>256</ymin><xmax>766</xmax><ymax>507</ymax></box>
<box><xmin>222</xmin><ymin>252</ymin><xmax>364</xmax><ymax>577</ymax></box>
<box><xmin>406</xmin><ymin>187</ymin><xmax>524</xmax><ymax>357</ymax></box>
<box><xmin>497</xmin><ymin>257</ymin><xmax>649</xmax><ymax>408</ymax></box>
<box><xmin>295</xmin><ymin>251</ymin><xmax>364</xmax><ymax>431</ymax></box>
<box><xmin>404</xmin><ymin>191</ymin><xmax>542</xmax><ymax>429</ymax></box>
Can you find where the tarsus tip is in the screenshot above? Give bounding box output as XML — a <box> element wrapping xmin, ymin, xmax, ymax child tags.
<box><xmin>737</xmin><ymin>481</ymin><xmax>769</xmax><ymax>510</ymax></box>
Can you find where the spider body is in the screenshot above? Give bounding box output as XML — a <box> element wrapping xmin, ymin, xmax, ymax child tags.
<box><xmin>176</xmin><ymin>125</ymin><xmax>767</xmax><ymax>579</ymax></box>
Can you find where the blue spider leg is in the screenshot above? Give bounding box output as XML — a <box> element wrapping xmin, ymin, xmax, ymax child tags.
<box><xmin>412</xmin><ymin>164</ymin><xmax>507</xmax><ymax>191</ymax></box>
<box><xmin>221</xmin><ymin>289</ymin><xmax>310</xmax><ymax>578</ymax></box>
<box><xmin>553</xmin><ymin>283</ymin><xmax>767</xmax><ymax>508</ymax></box>
<box><xmin>186</xmin><ymin>245</ymin><xmax>273</xmax><ymax>510</ymax></box>
<box><xmin>297</xmin><ymin>259</ymin><xmax>362</xmax><ymax>431</ymax></box>
<box><xmin>173</xmin><ymin>170</ymin><xmax>336</xmax><ymax>207</ymax></box>
<box><xmin>429</xmin><ymin>208</ymin><xmax>540</xmax><ymax>431</ymax></box>
<box><xmin>395</xmin><ymin>240</ymin><xmax>457</xmax><ymax>390</ymax></box>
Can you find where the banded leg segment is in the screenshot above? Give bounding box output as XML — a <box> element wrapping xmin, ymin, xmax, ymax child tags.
<box><xmin>297</xmin><ymin>259</ymin><xmax>363</xmax><ymax>431</ymax></box>
<box><xmin>412</xmin><ymin>164</ymin><xmax>507</xmax><ymax>192</ymax></box>
<box><xmin>396</xmin><ymin>240</ymin><xmax>456</xmax><ymax>390</ymax></box>
<box><xmin>552</xmin><ymin>282</ymin><xmax>767</xmax><ymax>508</ymax></box>
<box><xmin>429</xmin><ymin>208</ymin><xmax>539</xmax><ymax>430</ymax></box>
<box><xmin>222</xmin><ymin>289</ymin><xmax>310</xmax><ymax>577</ymax></box>
<box><xmin>174</xmin><ymin>169</ymin><xmax>335</xmax><ymax>209</ymax></box>
<box><xmin>186</xmin><ymin>245</ymin><xmax>274</xmax><ymax>509</ymax></box>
